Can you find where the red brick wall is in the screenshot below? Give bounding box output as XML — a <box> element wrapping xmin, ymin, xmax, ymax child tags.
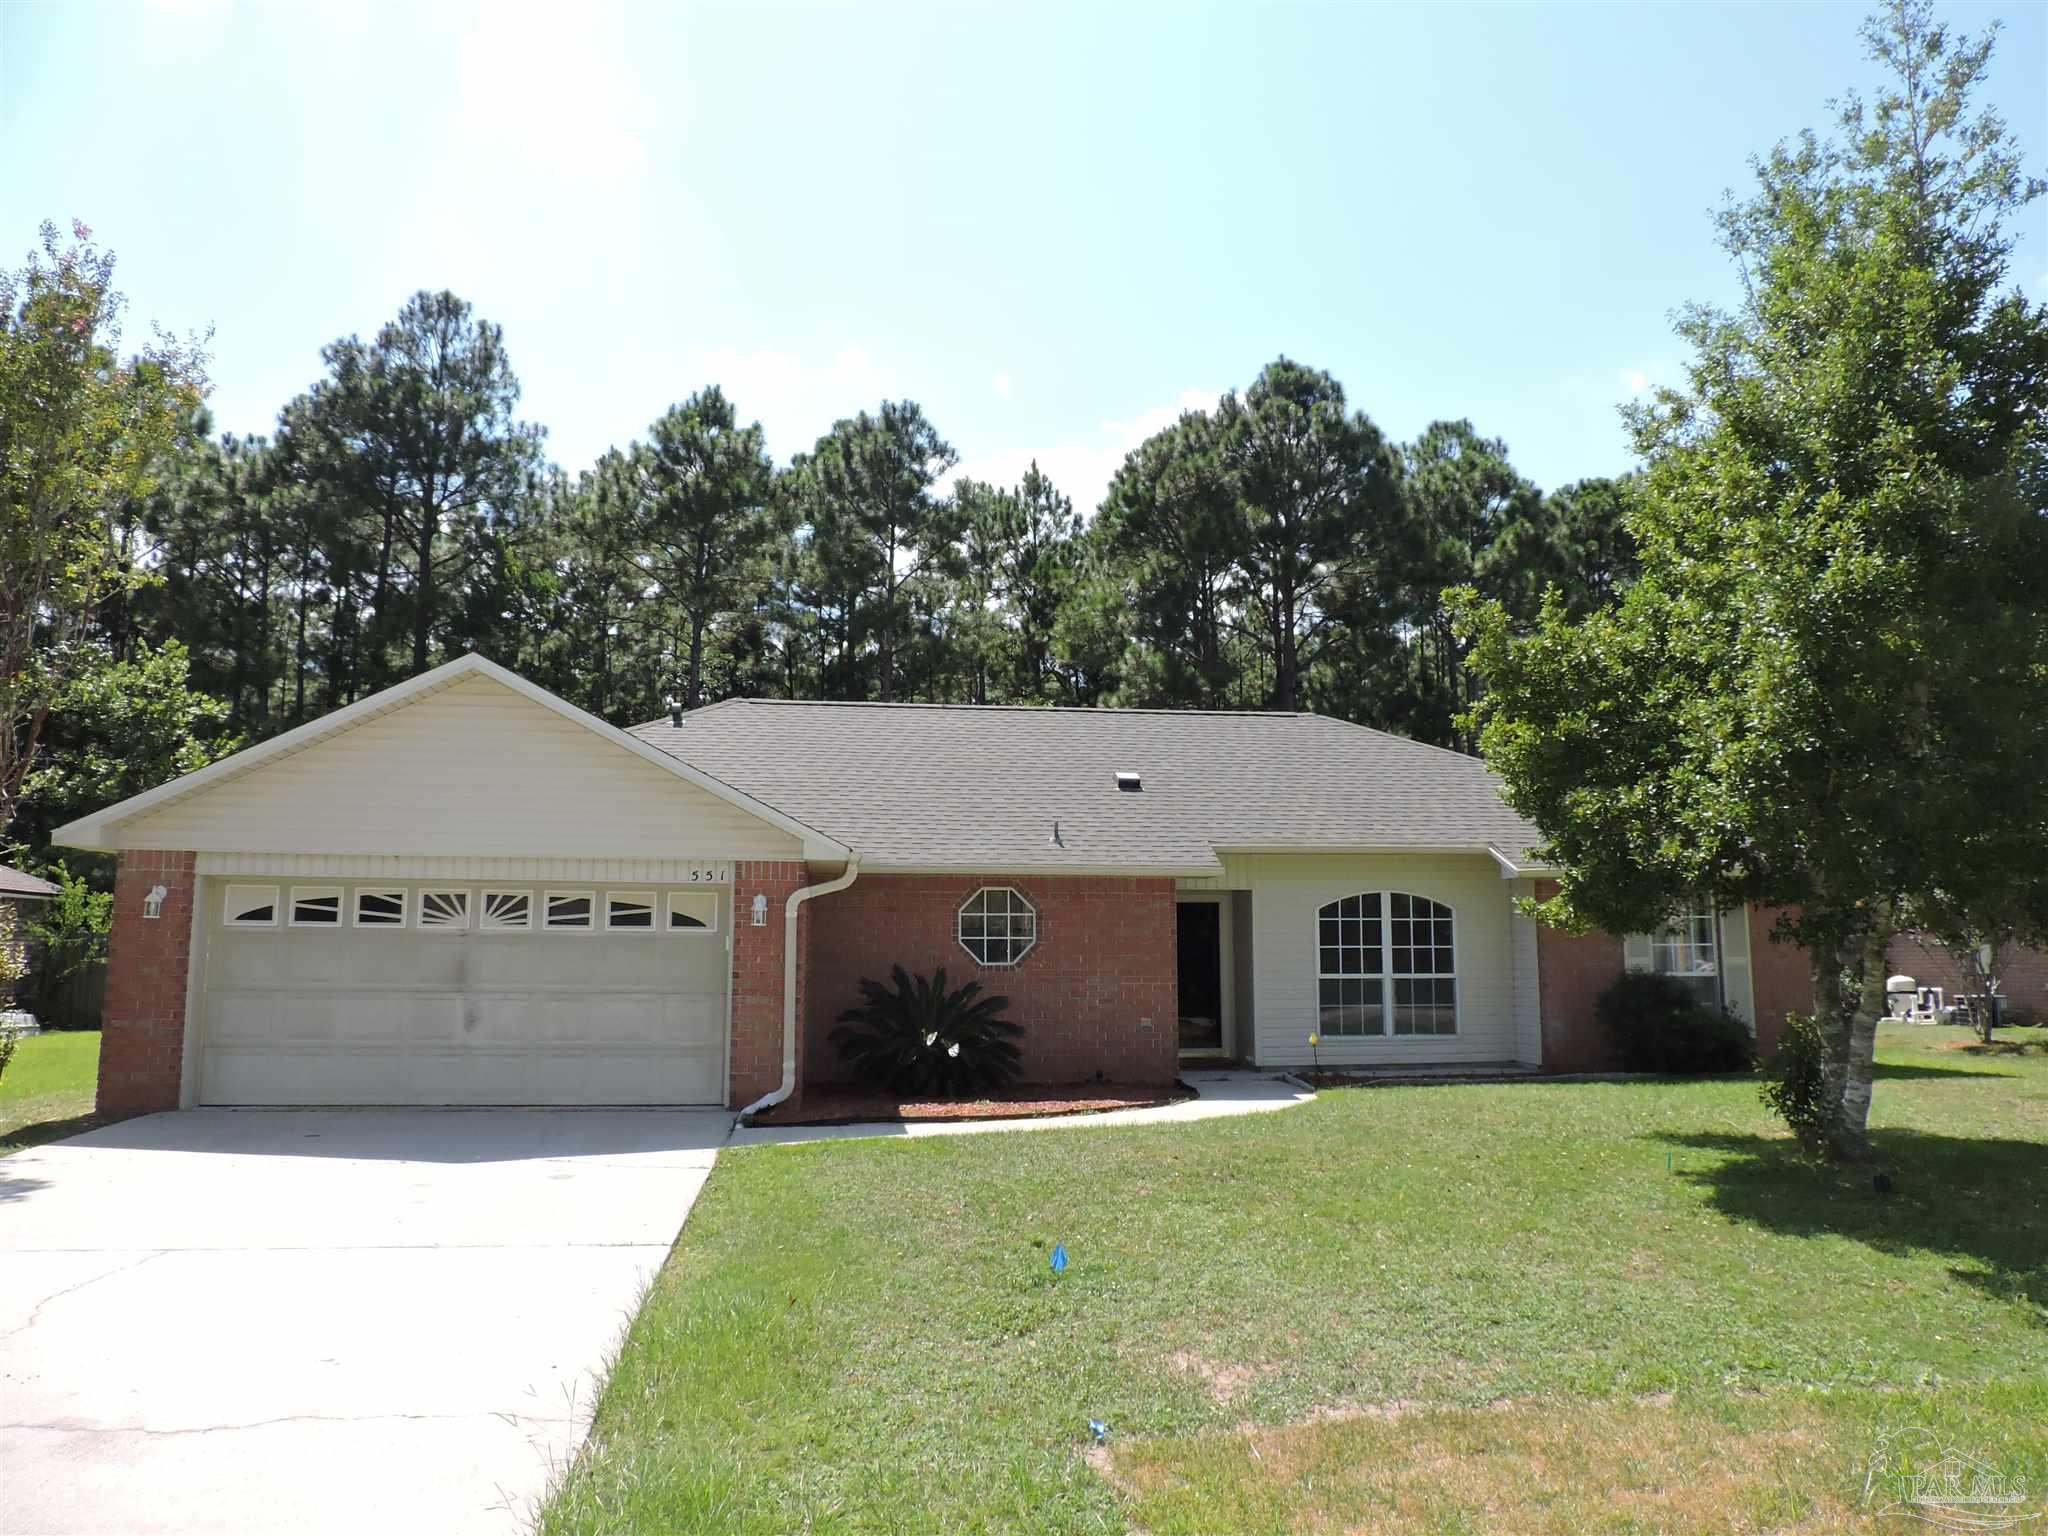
<box><xmin>1533</xmin><ymin>880</ymin><xmax>1815</xmax><ymax>1069</ymax></box>
<box><xmin>1533</xmin><ymin>881</ymin><xmax>1627</xmax><ymax>1072</ymax></box>
<box><xmin>1748</xmin><ymin>906</ymin><xmax>1814</xmax><ymax>1055</ymax></box>
<box><xmin>803</xmin><ymin>874</ymin><xmax>1179</xmax><ymax>1088</ymax></box>
<box><xmin>1888</xmin><ymin>932</ymin><xmax>2048</xmax><ymax>1025</ymax></box>
<box><xmin>729</xmin><ymin>860</ymin><xmax>811</xmax><ymax>1110</ymax></box>
<box><xmin>98</xmin><ymin>850</ymin><xmax>197</xmax><ymax>1115</ymax></box>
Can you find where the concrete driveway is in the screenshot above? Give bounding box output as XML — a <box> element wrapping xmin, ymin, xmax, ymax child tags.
<box><xmin>0</xmin><ymin>1109</ymin><xmax>728</xmax><ymax>1536</ymax></box>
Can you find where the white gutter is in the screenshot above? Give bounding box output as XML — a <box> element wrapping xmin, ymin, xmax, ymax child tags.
<box><xmin>738</xmin><ymin>855</ymin><xmax>861</xmax><ymax>1124</ymax></box>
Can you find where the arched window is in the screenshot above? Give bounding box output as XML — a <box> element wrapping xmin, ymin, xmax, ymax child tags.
<box><xmin>1316</xmin><ymin>892</ymin><xmax>1458</xmax><ymax>1038</ymax></box>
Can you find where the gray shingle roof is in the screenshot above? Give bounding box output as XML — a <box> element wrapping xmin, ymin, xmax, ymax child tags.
<box><xmin>631</xmin><ymin>701</ymin><xmax>1540</xmax><ymax>874</ymax></box>
<box><xmin>0</xmin><ymin>863</ymin><xmax>58</xmax><ymax>899</ymax></box>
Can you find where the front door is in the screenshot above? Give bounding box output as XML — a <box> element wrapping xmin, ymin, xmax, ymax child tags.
<box><xmin>1177</xmin><ymin>900</ymin><xmax>1224</xmax><ymax>1054</ymax></box>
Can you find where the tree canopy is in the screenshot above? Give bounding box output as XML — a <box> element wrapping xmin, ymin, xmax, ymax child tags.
<box><xmin>1455</xmin><ymin>0</ymin><xmax>2048</xmax><ymax>1159</ymax></box>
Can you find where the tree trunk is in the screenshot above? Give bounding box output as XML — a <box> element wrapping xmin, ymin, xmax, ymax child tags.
<box><xmin>686</xmin><ymin>615</ymin><xmax>705</xmax><ymax>710</ymax></box>
<box><xmin>1831</xmin><ymin>903</ymin><xmax>1896</xmax><ymax>1162</ymax></box>
<box><xmin>413</xmin><ymin>508</ymin><xmax>435</xmax><ymax>675</ymax></box>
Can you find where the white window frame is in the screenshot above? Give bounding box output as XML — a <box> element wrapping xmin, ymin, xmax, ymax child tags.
<box><xmin>417</xmin><ymin>887</ymin><xmax>472</xmax><ymax>931</ymax></box>
<box><xmin>1316</xmin><ymin>891</ymin><xmax>1385</xmax><ymax>1037</ymax></box>
<box><xmin>352</xmin><ymin>887</ymin><xmax>410</xmax><ymax>929</ymax></box>
<box><xmin>604</xmin><ymin>890</ymin><xmax>658</xmax><ymax>933</ymax></box>
<box><xmin>1313</xmin><ymin>890</ymin><xmax>1460</xmax><ymax>1040</ymax></box>
<box><xmin>543</xmin><ymin>890</ymin><xmax>596</xmax><ymax>932</ymax></box>
<box><xmin>957</xmin><ymin>886</ymin><xmax>1038</xmax><ymax>968</ymax></box>
<box><xmin>1388</xmin><ymin>892</ymin><xmax>1459</xmax><ymax>1038</ymax></box>
<box><xmin>1652</xmin><ymin>907</ymin><xmax>1722</xmax><ymax>1010</ymax></box>
<box><xmin>287</xmin><ymin>886</ymin><xmax>344</xmax><ymax>929</ymax></box>
<box><xmin>223</xmin><ymin>883</ymin><xmax>281</xmax><ymax>929</ymax></box>
<box><xmin>477</xmin><ymin>888</ymin><xmax>534</xmax><ymax>933</ymax></box>
<box><xmin>666</xmin><ymin>890</ymin><xmax>719</xmax><ymax>933</ymax></box>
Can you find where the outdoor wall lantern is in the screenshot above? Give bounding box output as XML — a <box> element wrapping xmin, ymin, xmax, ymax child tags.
<box><xmin>751</xmin><ymin>893</ymin><xmax>768</xmax><ymax>927</ymax></box>
<box><xmin>142</xmin><ymin>884</ymin><xmax>169</xmax><ymax>920</ymax></box>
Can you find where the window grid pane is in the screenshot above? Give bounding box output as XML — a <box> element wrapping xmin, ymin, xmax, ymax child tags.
<box><xmin>1318</xmin><ymin>892</ymin><xmax>1456</xmax><ymax>1039</ymax></box>
<box><xmin>959</xmin><ymin>887</ymin><xmax>1037</xmax><ymax>966</ymax></box>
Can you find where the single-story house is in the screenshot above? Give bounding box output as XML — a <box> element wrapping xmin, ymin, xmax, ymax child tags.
<box><xmin>1</xmin><ymin>862</ymin><xmax>59</xmax><ymax>1007</ymax></box>
<box><xmin>1886</xmin><ymin>931</ymin><xmax>2047</xmax><ymax>1026</ymax></box>
<box><xmin>55</xmin><ymin>654</ymin><xmax>1813</xmax><ymax>1114</ymax></box>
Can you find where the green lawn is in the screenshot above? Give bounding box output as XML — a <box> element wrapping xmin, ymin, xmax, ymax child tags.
<box><xmin>0</xmin><ymin>1027</ymin><xmax>103</xmax><ymax>1156</ymax></box>
<box><xmin>542</xmin><ymin>1024</ymin><xmax>2048</xmax><ymax>1535</ymax></box>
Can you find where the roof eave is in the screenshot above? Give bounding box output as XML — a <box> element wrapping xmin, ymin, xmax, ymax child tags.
<box><xmin>856</xmin><ymin>858</ymin><xmax>1225</xmax><ymax>879</ymax></box>
<box><xmin>1487</xmin><ymin>846</ymin><xmax>1561</xmax><ymax>880</ymax></box>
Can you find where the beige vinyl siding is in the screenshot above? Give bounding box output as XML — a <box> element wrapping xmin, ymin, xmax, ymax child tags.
<box><xmin>1510</xmin><ymin>878</ymin><xmax>1542</xmax><ymax>1066</ymax></box>
<box><xmin>1226</xmin><ymin>851</ymin><xmax>1522</xmax><ymax>1067</ymax></box>
<box><xmin>114</xmin><ymin>674</ymin><xmax>801</xmax><ymax>861</ymax></box>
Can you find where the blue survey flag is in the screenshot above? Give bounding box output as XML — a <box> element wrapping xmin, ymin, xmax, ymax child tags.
<box><xmin>1050</xmin><ymin>1242</ymin><xmax>1069</xmax><ymax>1274</ymax></box>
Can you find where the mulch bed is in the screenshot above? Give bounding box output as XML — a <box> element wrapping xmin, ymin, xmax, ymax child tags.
<box><xmin>754</xmin><ymin>1082</ymin><xmax>1196</xmax><ymax>1126</ymax></box>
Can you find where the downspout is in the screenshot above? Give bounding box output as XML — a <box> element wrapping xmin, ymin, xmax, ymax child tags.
<box><xmin>739</xmin><ymin>854</ymin><xmax>860</xmax><ymax>1123</ymax></box>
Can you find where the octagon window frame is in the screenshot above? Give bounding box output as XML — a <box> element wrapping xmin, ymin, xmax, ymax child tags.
<box><xmin>957</xmin><ymin>885</ymin><xmax>1038</xmax><ymax>969</ymax></box>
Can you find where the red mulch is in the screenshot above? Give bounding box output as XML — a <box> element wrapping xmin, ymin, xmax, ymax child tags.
<box><xmin>754</xmin><ymin>1083</ymin><xmax>1195</xmax><ymax>1126</ymax></box>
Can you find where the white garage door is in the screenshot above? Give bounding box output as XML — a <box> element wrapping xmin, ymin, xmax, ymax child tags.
<box><xmin>196</xmin><ymin>881</ymin><xmax>729</xmax><ymax>1106</ymax></box>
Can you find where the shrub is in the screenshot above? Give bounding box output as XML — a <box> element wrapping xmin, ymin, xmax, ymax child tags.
<box><xmin>23</xmin><ymin>864</ymin><xmax>111</xmax><ymax>1028</ymax></box>
<box><xmin>1595</xmin><ymin>970</ymin><xmax>1756</xmax><ymax>1074</ymax></box>
<box><xmin>1760</xmin><ymin>1012</ymin><xmax>1832</xmax><ymax>1152</ymax></box>
<box><xmin>830</xmin><ymin>964</ymin><xmax>1024</xmax><ymax>1097</ymax></box>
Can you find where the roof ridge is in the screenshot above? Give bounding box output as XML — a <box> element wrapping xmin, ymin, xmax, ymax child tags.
<box><xmin>640</xmin><ymin>697</ymin><xmax>1310</xmax><ymax>720</ymax></box>
<box><xmin>1317</xmin><ymin>712</ymin><xmax>1504</xmax><ymax>772</ymax></box>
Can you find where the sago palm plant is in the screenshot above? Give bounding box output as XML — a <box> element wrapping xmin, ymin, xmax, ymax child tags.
<box><xmin>829</xmin><ymin>964</ymin><xmax>1024</xmax><ymax>1097</ymax></box>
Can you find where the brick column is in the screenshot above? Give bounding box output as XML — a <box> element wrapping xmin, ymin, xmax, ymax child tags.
<box><xmin>98</xmin><ymin>850</ymin><xmax>198</xmax><ymax>1115</ymax></box>
<box><xmin>1532</xmin><ymin>878</ymin><xmax>1626</xmax><ymax>1072</ymax></box>
<box><xmin>1749</xmin><ymin>905</ymin><xmax>1815</xmax><ymax>1057</ymax></box>
<box><xmin>728</xmin><ymin>860</ymin><xmax>810</xmax><ymax>1110</ymax></box>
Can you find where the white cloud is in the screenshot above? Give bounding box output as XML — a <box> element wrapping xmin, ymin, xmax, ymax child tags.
<box><xmin>991</xmin><ymin>370</ymin><xmax>1012</xmax><ymax>399</ymax></box>
<box><xmin>455</xmin><ymin>0</ymin><xmax>646</xmax><ymax>182</ymax></box>
<box><xmin>948</xmin><ymin>386</ymin><xmax>1219</xmax><ymax>519</ymax></box>
<box><xmin>684</xmin><ymin>344</ymin><xmax>889</xmax><ymax>461</ymax></box>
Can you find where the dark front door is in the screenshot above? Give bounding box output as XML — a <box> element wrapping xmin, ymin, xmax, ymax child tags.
<box><xmin>1177</xmin><ymin>900</ymin><xmax>1223</xmax><ymax>1053</ymax></box>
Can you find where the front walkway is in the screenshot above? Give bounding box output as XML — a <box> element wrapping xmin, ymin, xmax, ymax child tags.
<box><xmin>730</xmin><ymin>1068</ymin><xmax>1313</xmax><ymax>1147</ymax></box>
<box><xmin>0</xmin><ymin>1109</ymin><xmax>727</xmax><ymax>1536</ymax></box>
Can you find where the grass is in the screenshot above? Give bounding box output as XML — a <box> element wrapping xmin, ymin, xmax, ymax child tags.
<box><xmin>541</xmin><ymin>1024</ymin><xmax>2048</xmax><ymax>1535</ymax></box>
<box><xmin>0</xmin><ymin>1027</ymin><xmax>103</xmax><ymax>1156</ymax></box>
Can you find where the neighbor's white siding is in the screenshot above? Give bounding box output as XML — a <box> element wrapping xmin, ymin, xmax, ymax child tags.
<box><xmin>113</xmin><ymin>674</ymin><xmax>802</xmax><ymax>861</ymax></box>
<box><xmin>1222</xmin><ymin>851</ymin><xmax>1523</xmax><ymax>1068</ymax></box>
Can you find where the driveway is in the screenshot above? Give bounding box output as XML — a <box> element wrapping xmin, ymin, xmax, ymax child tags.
<box><xmin>0</xmin><ymin>1109</ymin><xmax>728</xmax><ymax>1536</ymax></box>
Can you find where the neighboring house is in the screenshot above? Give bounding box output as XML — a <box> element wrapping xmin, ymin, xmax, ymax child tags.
<box><xmin>1887</xmin><ymin>931</ymin><xmax>2047</xmax><ymax>1026</ymax></box>
<box><xmin>0</xmin><ymin>862</ymin><xmax>59</xmax><ymax>1006</ymax></box>
<box><xmin>54</xmin><ymin>654</ymin><xmax>1813</xmax><ymax>1114</ymax></box>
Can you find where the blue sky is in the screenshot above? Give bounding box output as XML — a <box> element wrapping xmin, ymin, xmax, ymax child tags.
<box><xmin>4</xmin><ymin>1</ymin><xmax>2043</xmax><ymax>513</ymax></box>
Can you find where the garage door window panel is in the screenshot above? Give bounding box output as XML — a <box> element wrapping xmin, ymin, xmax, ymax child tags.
<box><xmin>545</xmin><ymin>891</ymin><xmax>595</xmax><ymax>931</ymax></box>
<box><xmin>605</xmin><ymin>892</ymin><xmax>657</xmax><ymax>931</ymax></box>
<box><xmin>289</xmin><ymin>887</ymin><xmax>342</xmax><ymax>928</ymax></box>
<box><xmin>479</xmin><ymin>889</ymin><xmax>533</xmax><ymax>932</ymax></box>
<box><xmin>224</xmin><ymin>885</ymin><xmax>281</xmax><ymax>928</ymax></box>
<box><xmin>418</xmin><ymin>888</ymin><xmax>472</xmax><ymax>930</ymax></box>
<box><xmin>354</xmin><ymin>888</ymin><xmax>408</xmax><ymax>928</ymax></box>
<box><xmin>667</xmin><ymin>891</ymin><xmax>718</xmax><ymax>932</ymax></box>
